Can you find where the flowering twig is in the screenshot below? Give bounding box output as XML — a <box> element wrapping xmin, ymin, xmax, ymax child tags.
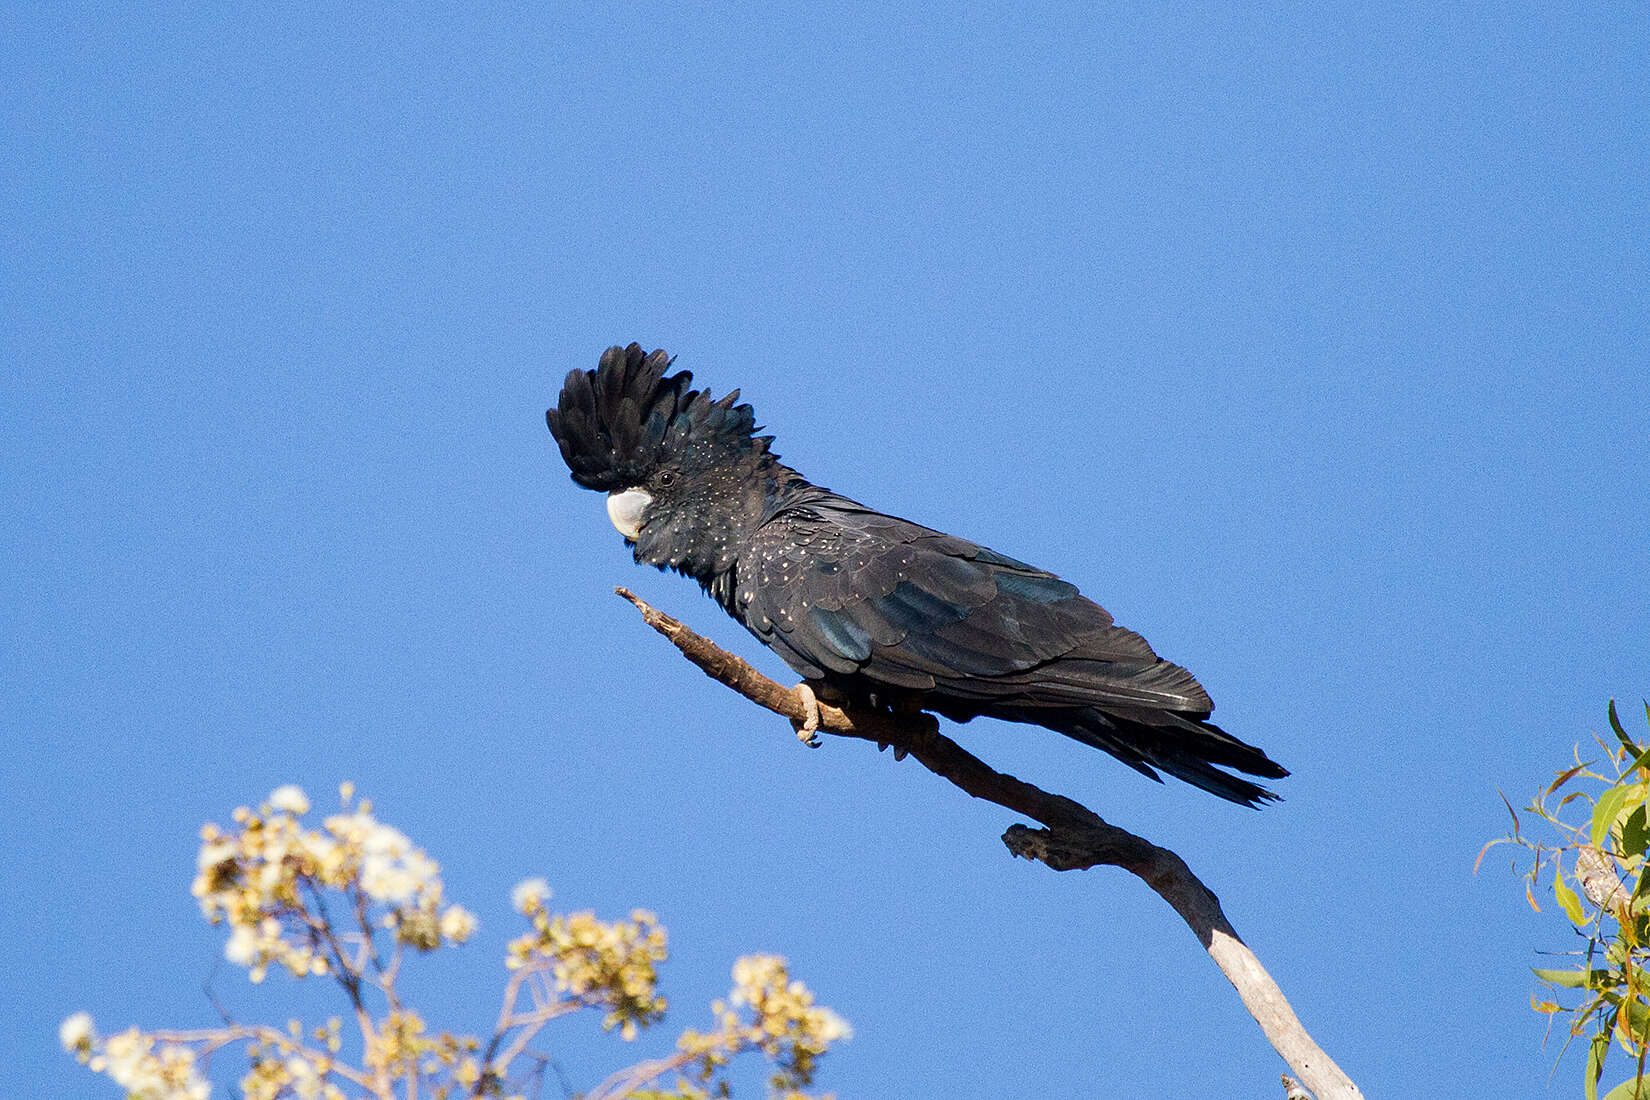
<box><xmin>66</xmin><ymin>782</ymin><xmax>849</xmax><ymax>1100</ymax></box>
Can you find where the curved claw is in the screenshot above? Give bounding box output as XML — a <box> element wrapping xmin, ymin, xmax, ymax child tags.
<box><xmin>792</xmin><ymin>683</ymin><xmax>822</xmax><ymax>747</ymax></box>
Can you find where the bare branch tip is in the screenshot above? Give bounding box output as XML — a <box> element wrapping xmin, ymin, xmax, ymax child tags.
<box><xmin>615</xmin><ymin>586</ymin><xmax>669</xmax><ymax>622</ymax></box>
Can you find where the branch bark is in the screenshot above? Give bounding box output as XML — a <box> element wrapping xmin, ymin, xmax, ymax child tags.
<box><xmin>616</xmin><ymin>588</ymin><xmax>1363</xmax><ymax>1100</ymax></box>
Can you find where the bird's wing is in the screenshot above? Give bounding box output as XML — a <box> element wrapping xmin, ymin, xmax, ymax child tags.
<box><xmin>736</xmin><ymin>498</ymin><xmax>1213</xmax><ymax>715</ymax></box>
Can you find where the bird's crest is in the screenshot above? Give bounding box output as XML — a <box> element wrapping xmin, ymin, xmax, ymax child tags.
<box><xmin>546</xmin><ymin>343</ymin><xmax>776</xmax><ymax>491</ymax></box>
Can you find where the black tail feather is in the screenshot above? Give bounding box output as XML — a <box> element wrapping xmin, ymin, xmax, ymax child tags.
<box><xmin>1044</xmin><ymin>709</ymin><xmax>1288</xmax><ymax>808</ymax></box>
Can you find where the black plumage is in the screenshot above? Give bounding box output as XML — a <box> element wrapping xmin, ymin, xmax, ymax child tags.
<box><xmin>547</xmin><ymin>344</ymin><xmax>1288</xmax><ymax>806</ymax></box>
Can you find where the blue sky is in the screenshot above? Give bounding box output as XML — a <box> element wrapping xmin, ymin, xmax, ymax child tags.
<box><xmin>4</xmin><ymin>3</ymin><xmax>1646</xmax><ymax>1096</ymax></box>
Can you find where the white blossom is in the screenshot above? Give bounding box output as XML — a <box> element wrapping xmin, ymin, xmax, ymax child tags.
<box><xmin>512</xmin><ymin>877</ymin><xmax>550</xmax><ymax>913</ymax></box>
<box><xmin>59</xmin><ymin>1012</ymin><xmax>95</xmax><ymax>1053</ymax></box>
<box><xmin>267</xmin><ymin>785</ymin><xmax>310</xmax><ymax>815</ymax></box>
<box><xmin>440</xmin><ymin>904</ymin><xmax>478</xmax><ymax>943</ymax></box>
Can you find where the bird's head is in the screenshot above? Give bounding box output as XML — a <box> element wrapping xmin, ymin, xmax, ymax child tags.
<box><xmin>547</xmin><ymin>344</ymin><xmax>779</xmax><ymax>578</ymax></box>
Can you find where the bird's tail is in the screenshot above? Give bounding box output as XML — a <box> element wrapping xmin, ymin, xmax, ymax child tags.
<box><xmin>1017</xmin><ymin>706</ymin><xmax>1288</xmax><ymax>808</ymax></box>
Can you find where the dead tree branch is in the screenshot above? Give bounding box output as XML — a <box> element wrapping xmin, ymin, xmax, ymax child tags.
<box><xmin>615</xmin><ymin>587</ymin><xmax>1363</xmax><ymax>1100</ymax></box>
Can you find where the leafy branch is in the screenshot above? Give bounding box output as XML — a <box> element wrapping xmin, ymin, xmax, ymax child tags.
<box><xmin>1485</xmin><ymin>700</ymin><xmax>1650</xmax><ymax>1100</ymax></box>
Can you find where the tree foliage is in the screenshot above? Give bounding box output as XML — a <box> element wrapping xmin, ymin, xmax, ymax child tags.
<box><xmin>60</xmin><ymin>784</ymin><xmax>848</xmax><ymax>1100</ymax></box>
<box><xmin>1489</xmin><ymin>701</ymin><xmax>1650</xmax><ymax>1100</ymax></box>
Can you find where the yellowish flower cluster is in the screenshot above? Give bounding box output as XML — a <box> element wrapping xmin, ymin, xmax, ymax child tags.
<box><xmin>676</xmin><ymin>956</ymin><xmax>850</xmax><ymax>1100</ymax></box>
<box><xmin>240</xmin><ymin>1043</ymin><xmax>346</xmax><ymax>1100</ymax></box>
<box><xmin>362</xmin><ymin>1009</ymin><xmax>478</xmax><ymax>1084</ymax></box>
<box><xmin>58</xmin><ymin>1017</ymin><xmax>210</xmax><ymax>1100</ymax></box>
<box><xmin>62</xmin><ymin>784</ymin><xmax>847</xmax><ymax>1100</ymax></box>
<box><xmin>240</xmin><ymin>1018</ymin><xmax>348</xmax><ymax>1100</ymax></box>
<box><xmin>191</xmin><ymin>785</ymin><xmax>477</xmax><ymax>981</ymax></box>
<box><xmin>506</xmin><ymin>882</ymin><xmax>669</xmax><ymax>1040</ymax></box>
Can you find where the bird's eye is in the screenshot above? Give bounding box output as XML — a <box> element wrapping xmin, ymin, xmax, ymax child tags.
<box><xmin>658</xmin><ymin>471</ymin><xmax>676</xmax><ymax>487</ymax></box>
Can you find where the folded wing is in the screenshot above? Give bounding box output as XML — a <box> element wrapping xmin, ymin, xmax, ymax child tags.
<box><xmin>736</xmin><ymin>495</ymin><xmax>1285</xmax><ymax>805</ymax></box>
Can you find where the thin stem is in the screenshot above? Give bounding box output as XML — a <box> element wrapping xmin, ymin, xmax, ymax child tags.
<box><xmin>146</xmin><ymin>1026</ymin><xmax>375</xmax><ymax>1091</ymax></box>
<box><xmin>303</xmin><ymin>876</ymin><xmax>367</xmax><ymax>1012</ymax></box>
<box><xmin>469</xmin><ymin>962</ymin><xmax>580</xmax><ymax>1100</ymax></box>
<box><xmin>580</xmin><ymin>1050</ymin><xmax>697</xmax><ymax>1100</ymax></box>
<box><xmin>477</xmin><ymin>965</ymin><xmax>528</xmax><ymax>1079</ymax></box>
<box><xmin>489</xmin><ymin>1002</ymin><xmax>582</xmax><ymax>1077</ymax></box>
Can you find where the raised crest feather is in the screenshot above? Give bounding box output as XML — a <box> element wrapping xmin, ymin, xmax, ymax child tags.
<box><xmin>546</xmin><ymin>343</ymin><xmax>776</xmax><ymax>492</ymax></box>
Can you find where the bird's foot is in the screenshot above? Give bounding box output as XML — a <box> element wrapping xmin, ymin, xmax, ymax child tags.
<box><xmin>792</xmin><ymin>683</ymin><xmax>822</xmax><ymax>747</ymax></box>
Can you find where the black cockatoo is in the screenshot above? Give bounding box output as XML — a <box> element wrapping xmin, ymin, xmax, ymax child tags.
<box><xmin>547</xmin><ymin>344</ymin><xmax>1288</xmax><ymax>806</ymax></box>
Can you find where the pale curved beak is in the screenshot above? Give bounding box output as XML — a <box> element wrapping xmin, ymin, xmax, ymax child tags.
<box><xmin>605</xmin><ymin>488</ymin><xmax>653</xmax><ymax>540</ymax></box>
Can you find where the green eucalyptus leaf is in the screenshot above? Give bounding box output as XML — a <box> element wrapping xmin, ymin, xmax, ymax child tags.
<box><xmin>1633</xmin><ymin>865</ymin><xmax>1650</xmax><ymax>904</ymax></box>
<box><xmin>1601</xmin><ymin>1078</ymin><xmax>1650</xmax><ymax>1100</ymax></box>
<box><xmin>1558</xmin><ymin>874</ymin><xmax>1589</xmax><ymax>925</ymax></box>
<box><xmin>1534</xmin><ymin>967</ymin><xmax>1619</xmax><ymax>990</ymax></box>
<box><xmin>1623</xmin><ymin>806</ymin><xmax>1650</xmax><ymax>860</ymax></box>
<box><xmin>1534</xmin><ymin>966</ymin><xmax>1591</xmax><ymax>988</ymax></box>
<box><xmin>1623</xmin><ymin>996</ymin><xmax>1650</xmax><ymax>1044</ymax></box>
<box><xmin>1553</xmin><ymin>760</ymin><xmax>1599</xmax><ymax>797</ymax></box>
<box><xmin>1596</xmin><ymin>786</ymin><xmax>1635</xmax><ymax>848</ymax></box>
<box><xmin>1611</xmin><ymin>700</ymin><xmax>1633</xmax><ymax>750</ymax></box>
<box><xmin>1589</xmin><ymin>1028</ymin><xmax>1611</xmax><ymax>1100</ymax></box>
